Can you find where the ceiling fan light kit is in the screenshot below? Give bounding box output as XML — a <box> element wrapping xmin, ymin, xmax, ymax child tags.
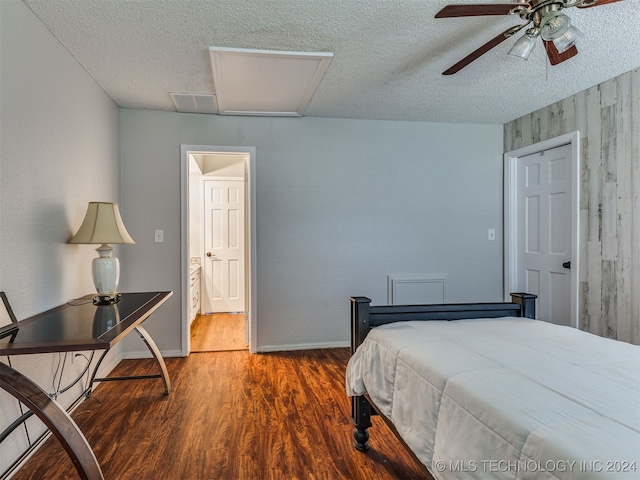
<box><xmin>436</xmin><ymin>0</ymin><xmax>622</xmax><ymax>74</ymax></box>
<box><xmin>539</xmin><ymin>10</ymin><xmax>572</xmax><ymax>40</ymax></box>
<box><xmin>552</xmin><ymin>25</ymin><xmax>585</xmax><ymax>52</ymax></box>
<box><xmin>508</xmin><ymin>28</ymin><xmax>540</xmax><ymax>59</ymax></box>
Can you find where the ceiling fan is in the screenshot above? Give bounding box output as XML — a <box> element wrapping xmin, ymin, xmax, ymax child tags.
<box><xmin>435</xmin><ymin>0</ymin><xmax>623</xmax><ymax>75</ymax></box>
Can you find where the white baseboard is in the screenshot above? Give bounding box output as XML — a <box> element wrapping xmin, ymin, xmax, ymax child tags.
<box><xmin>124</xmin><ymin>344</ymin><xmax>345</xmax><ymax>357</ymax></box>
<box><xmin>257</xmin><ymin>340</ymin><xmax>349</xmax><ymax>353</ymax></box>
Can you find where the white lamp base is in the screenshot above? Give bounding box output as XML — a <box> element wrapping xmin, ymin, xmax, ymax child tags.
<box><xmin>92</xmin><ymin>244</ymin><xmax>121</xmax><ymax>304</ymax></box>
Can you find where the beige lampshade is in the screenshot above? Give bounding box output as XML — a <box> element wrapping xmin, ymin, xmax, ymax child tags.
<box><xmin>69</xmin><ymin>202</ymin><xmax>135</xmax><ymax>245</ymax></box>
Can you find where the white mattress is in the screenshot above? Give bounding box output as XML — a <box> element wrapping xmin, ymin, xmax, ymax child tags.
<box><xmin>346</xmin><ymin>317</ymin><xmax>640</xmax><ymax>479</ymax></box>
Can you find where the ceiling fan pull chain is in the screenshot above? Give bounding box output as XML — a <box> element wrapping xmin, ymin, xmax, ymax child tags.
<box><xmin>546</xmin><ymin>54</ymin><xmax>549</xmax><ymax>81</ymax></box>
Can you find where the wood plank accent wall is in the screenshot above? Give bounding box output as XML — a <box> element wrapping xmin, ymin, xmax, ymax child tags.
<box><xmin>504</xmin><ymin>68</ymin><xmax>639</xmax><ymax>345</ymax></box>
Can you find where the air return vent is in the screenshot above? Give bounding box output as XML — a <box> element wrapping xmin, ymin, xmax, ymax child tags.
<box><xmin>169</xmin><ymin>93</ymin><xmax>218</xmax><ymax>114</ymax></box>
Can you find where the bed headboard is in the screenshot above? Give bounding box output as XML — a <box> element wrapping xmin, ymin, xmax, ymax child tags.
<box><xmin>350</xmin><ymin>293</ymin><xmax>537</xmax><ymax>353</ymax></box>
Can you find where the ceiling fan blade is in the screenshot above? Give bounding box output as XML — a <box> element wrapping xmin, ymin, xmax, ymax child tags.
<box><xmin>435</xmin><ymin>3</ymin><xmax>528</xmax><ymax>18</ymax></box>
<box><xmin>443</xmin><ymin>25</ymin><xmax>524</xmax><ymax>75</ymax></box>
<box><xmin>577</xmin><ymin>0</ymin><xmax>623</xmax><ymax>9</ymax></box>
<box><xmin>544</xmin><ymin>41</ymin><xmax>578</xmax><ymax>65</ymax></box>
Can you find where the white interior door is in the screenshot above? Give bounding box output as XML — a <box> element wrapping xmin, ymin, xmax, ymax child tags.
<box><xmin>203</xmin><ymin>179</ymin><xmax>246</xmax><ymax>313</ymax></box>
<box><xmin>517</xmin><ymin>144</ymin><xmax>572</xmax><ymax>325</ymax></box>
<box><xmin>505</xmin><ymin>133</ymin><xmax>579</xmax><ymax>328</ymax></box>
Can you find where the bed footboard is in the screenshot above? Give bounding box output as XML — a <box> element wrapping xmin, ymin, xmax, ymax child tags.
<box><xmin>349</xmin><ymin>292</ymin><xmax>537</xmax><ymax>451</ymax></box>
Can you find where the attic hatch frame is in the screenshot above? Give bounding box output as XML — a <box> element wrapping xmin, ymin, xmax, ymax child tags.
<box><xmin>209</xmin><ymin>47</ymin><xmax>333</xmax><ymax>117</ymax></box>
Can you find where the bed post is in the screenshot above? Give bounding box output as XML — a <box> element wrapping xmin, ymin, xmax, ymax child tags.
<box><xmin>510</xmin><ymin>292</ymin><xmax>537</xmax><ymax>319</ymax></box>
<box><xmin>350</xmin><ymin>297</ymin><xmax>373</xmax><ymax>451</ymax></box>
<box><xmin>350</xmin><ymin>296</ymin><xmax>372</xmax><ymax>353</ymax></box>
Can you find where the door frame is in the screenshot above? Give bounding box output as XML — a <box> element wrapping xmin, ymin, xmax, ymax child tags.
<box><xmin>180</xmin><ymin>144</ymin><xmax>257</xmax><ymax>354</ymax></box>
<box><xmin>503</xmin><ymin>131</ymin><xmax>580</xmax><ymax>328</ymax></box>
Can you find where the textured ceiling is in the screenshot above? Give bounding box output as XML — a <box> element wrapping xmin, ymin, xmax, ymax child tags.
<box><xmin>23</xmin><ymin>0</ymin><xmax>640</xmax><ymax>124</ymax></box>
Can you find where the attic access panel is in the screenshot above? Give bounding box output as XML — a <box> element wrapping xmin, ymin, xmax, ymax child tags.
<box><xmin>209</xmin><ymin>47</ymin><xmax>333</xmax><ymax>117</ymax></box>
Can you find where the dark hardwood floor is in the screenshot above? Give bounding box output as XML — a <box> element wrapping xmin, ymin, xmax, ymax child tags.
<box><xmin>12</xmin><ymin>349</ymin><xmax>428</xmax><ymax>479</ymax></box>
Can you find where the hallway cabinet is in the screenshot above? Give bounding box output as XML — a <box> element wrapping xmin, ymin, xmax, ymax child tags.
<box><xmin>189</xmin><ymin>266</ymin><xmax>201</xmax><ymax>324</ymax></box>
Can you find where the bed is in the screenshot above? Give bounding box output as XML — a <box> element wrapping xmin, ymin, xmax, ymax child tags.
<box><xmin>346</xmin><ymin>293</ymin><xmax>640</xmax><ymax>479</ymax></box>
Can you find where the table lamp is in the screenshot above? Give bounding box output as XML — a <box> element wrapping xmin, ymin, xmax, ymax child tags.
<box><xmin>69</xmin><ymin>202</ymin><xmax>135</xmax><ymax>305</ymax></box>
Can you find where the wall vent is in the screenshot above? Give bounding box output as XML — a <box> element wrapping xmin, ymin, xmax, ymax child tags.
<box><xmin>387</xmin><ymin>274</ymin><xmax>447</xmax><ymax>305</ymax></box>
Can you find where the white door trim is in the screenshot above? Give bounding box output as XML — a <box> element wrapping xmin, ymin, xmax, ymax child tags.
<box><xmin>504</xmin><ymin>131</ymin><xmax>580</xmax><ymax>328</ymax></box>
<box><xmin>180</xmin><ymin>144</ymin><xmax>257</xmax><ymax>354</ymax></box>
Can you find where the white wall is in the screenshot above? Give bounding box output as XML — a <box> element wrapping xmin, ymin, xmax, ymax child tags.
<box><xmin>120</xmin><ymin>110</ymin><xmax>504</xmax><ymax>353</ymax></box>
<box><xmin>0</xmin><ymin>0</ymin><xmax>120</xmax><ymax>471</ymax></box>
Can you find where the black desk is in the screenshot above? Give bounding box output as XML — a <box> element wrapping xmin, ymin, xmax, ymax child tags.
<box><xmin>0</xmin><ymin>291</ymin><xmax>173</xmax><ymax>480</ymax></box>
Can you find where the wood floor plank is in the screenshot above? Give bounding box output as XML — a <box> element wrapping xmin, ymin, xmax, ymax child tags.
<box><xmin>12</xmin><ymin>349</ymin><xmax>429</xmax><ymax>479</ymax></box>
<box><xmin>190</xmin><ymin>313</ymin><xmax>247</xmax><ymax>352</ymax></box>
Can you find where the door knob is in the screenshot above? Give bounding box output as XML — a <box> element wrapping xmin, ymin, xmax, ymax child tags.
<box><xmin>562</xmin><ymin>261</ymin><xmax>571</xmax><ymax>269</ymax></box>
<box><xmin>206</xmin><ymin>252</ymin><xmax>215</xmax><ymax>257</ymax></box>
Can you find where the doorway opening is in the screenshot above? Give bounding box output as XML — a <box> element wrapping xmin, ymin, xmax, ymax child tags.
<box><xmin>504</xmin><ymin>131</ymin><xmax>580</xmax><ymax>328</ymax></box>
<box><xmin>180</xmin><ymin>145</ymin><xmax>257</xmax><ymax>354</ymax></box>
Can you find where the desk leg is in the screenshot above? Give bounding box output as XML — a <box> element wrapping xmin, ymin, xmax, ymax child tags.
<box><xmin>86</xmin><ymin>350</ymin><xmax>109</xmax><ymax>398</ymax></box>
<box><xmin>134</xmin><ymin>325</ymin><xmax>171</xmax><ymax>394</ymax></box>
<box><xmin>0</xmin><ymin>362</ymin><xmax>104</xmax><ymax>480</ymax></box>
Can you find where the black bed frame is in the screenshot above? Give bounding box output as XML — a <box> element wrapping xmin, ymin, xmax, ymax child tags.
<box><xmin>349</xmin><ymin>292</ymin><xmax>537</xmax><ymax>459</ymax></box>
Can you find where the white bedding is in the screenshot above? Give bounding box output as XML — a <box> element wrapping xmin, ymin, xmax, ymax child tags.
<box><xmin>346</xmin><ymin>317</ymin><xmax>640</xmax><ymax>479</ymax></box>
